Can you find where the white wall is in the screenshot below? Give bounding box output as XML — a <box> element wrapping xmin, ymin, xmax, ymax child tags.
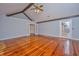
<box><xmin>0</xmin><ymin>15</ymin><xmax>79</xmax><ymax>40</ymax></box>
<box><xmin>0</xmin><ymin>15</ymin><xmax>34</xmax><ymax>40</ymax></box>
<box><xmin>37</xmin><ymin>20</ymin><xmax>60</xmax><ymax>37</ymax></box>
<box><xmin>72</xmin><ymin>17</ymin><xmax>79</xmax><ymax>39</ymax></box>
<box><xmin>37</xmin><ymin>17</ymin><xmax>79</xmax><ymax>40</ymax></box>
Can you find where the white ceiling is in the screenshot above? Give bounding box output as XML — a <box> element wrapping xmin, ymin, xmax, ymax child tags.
<box><xmin>26</xmin><ymin>3</ymin><xmax>79</xmax><ymax>22</ymax></box>
<box><xmin>0</xmin><ymin>3</ymin><xmax>28</xmax><ymax>15</ymax></box>
<box><xmin>0</xmin><ymin>3</ymin><xmax>79</xmax><ymax>22</ymax></box>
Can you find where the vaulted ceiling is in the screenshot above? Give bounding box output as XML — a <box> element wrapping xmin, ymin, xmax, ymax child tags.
<box><xmin>0</xmin><ymin>3</ymin><xmax>28</xmax><ymax>15</ymax></box>
<box><xmin>0</xmin><ymin>3</ymin><xmax>79</xmax><ymax>22</ymax></box>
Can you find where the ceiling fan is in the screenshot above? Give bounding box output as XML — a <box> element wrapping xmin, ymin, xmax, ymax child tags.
<box><xmin>31</xmin><ymin>4</ymin><xmax>43</xmax><ymax>14</ymax></box>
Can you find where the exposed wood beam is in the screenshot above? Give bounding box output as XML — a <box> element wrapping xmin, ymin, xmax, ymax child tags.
<box><xmin>6</xmin><ymin>3</ymin><xmax>34</xmax><ymax>16</ymax></box>
<box><xmin>37</xmin><ymin>14</ymin><xmax>79</xmax><ymax>24</ymax></box>
<box><xmin>6</xmin><ymin>11</ymin><xmax>22</xmax><ymax>16</ymax></box>
<box><xmin>23</xmin><ymin>12</ymin><xmax>33</xmax><ymax>21</ymax></box>
<box><xmin>22</xmin><ymin>3</ymin><xmax>34</xmax><ymax>12</ymax></box>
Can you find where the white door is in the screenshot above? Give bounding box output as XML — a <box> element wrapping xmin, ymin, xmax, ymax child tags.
<box><xmin>60</xmin><ymin>19</ymin><xmax>72</xmax><ymax>38</ymax></box>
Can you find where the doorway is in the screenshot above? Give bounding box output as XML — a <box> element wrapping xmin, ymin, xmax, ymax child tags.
<box><xmin>30</xmin><ymin>24</ymin><xmax>36</xmax><ymax>35</ymax></box>
<box><xmin>60</xmin><ymin>19</ymin><xmax>72</xmax><ymax>38</ymax></box>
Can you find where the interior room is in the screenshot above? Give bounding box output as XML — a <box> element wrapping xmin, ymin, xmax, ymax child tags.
<box><xmin>0</xmin><ymin>3</ymin><xmax>79</xmax><ymax>56</ymax></box>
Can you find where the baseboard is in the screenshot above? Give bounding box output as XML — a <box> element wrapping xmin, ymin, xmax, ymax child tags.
<box><xmin>37</xmin><ymin>34</ymin><xmax>79</xmax><ymax>40</ymax></box>
<box><xmin>0</xmin><ymin>34</ymin><xmax>30</xmax><ymax>41</ymax></box>
<box><xmin>35</xmin><ymin>33</ymin><xmax>38</xmax><ymax>35</ymax></box>
<box><xmin>0</xmin><ymin>34</ymin><xmax>79</xmax><ymax>41</ymax></box>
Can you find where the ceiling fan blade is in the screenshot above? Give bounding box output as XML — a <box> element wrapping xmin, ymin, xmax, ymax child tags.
<box><xmin>33</xmin><ymin>5</ymin><xmax>43</xmax><ymax>11</ymax></box>
<box><xmin>40</xmin><ymin>5</ymin><xmax>43</xmax><ymax>7</ymax></box>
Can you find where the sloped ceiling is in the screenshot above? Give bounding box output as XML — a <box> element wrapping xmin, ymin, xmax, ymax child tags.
<box><xmin>0</xmin><ymin>3</ymin><xmax>79</xmax><ymax>22</ymax></box>
<box><xmin>25</xmin><ymin>3</ymin><xmax>79</xmax><ymax>22</ymax></box>
<box><xmin>0</xmin><ymin>3</ymin><xmax>28</xmax><ymax>15</ymax></box>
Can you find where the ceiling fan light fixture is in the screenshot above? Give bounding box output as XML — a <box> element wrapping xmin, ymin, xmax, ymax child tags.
<box><xmin>32</xmin><ymin>4</ymin><xmax>43</xmax><ymax>14</ymax></box>
<box><xmin>34</xmin><ymin>8</ymin><xmax>41</xmax><ymax>14</ymax></box>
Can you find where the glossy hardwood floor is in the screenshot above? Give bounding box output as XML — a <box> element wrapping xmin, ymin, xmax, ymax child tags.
<box><xmin>0</xmin><ymin>35</ymin><xmax>79</xmax><ymax>56</ymax></box>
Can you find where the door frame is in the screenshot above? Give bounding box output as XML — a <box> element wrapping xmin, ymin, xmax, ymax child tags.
<box><xmin>60</xmin><ymin>19</ymin><xmax>72</xmax><ymax>38</ymax></box>
<box><xmin>29</xmin><ymin>24</ymin><xmax>36</xmax><ymax>35</ymax></box>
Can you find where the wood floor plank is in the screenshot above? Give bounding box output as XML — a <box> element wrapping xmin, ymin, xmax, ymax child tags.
<box><xmin>72</xmin><ymin>40</ymin><xmax>79</xmax><ymax>56</ymax></box>
<box><xmin>52</xmin><ymin>40</ymin><xmax>65</xmax><ymax>56</ymax></box>
<box><xmin>0</xmin><ymin>35</ymin><xmax>79</xmax><ymax>56</ymax></box>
